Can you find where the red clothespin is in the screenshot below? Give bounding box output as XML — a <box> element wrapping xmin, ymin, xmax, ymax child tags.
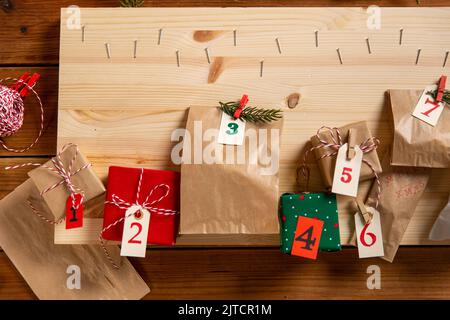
<box><xmin>10</xmin><ymin>72</ymin><xmax>30</xmax><ymax>92</ymax></box>
<box><xmin>18</xmin><ymin>73</ymin><xmax>40</xmax><ymax>98</ymax></box>
<box><xmin>436</xmin><ymin>75</ymin><xmax>447</xmax><ymax>102</ymax></box>
<box><xmin>233</xmin><ymin>94</ymin><xmax>249</xmax><ymax>119</ymax></box>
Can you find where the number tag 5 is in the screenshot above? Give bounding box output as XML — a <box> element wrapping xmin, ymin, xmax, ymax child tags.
<box><xmin>217</xmin><ymin>111</ymin><xmax>246</xmax><ymax>146</ymax></box>
<box><xmin>120</xmin><ymin>205</ymin><xmax>150</xmax><ymax>258</ymax></box>
<box><xmin>331</xmin><ymin>143</ymin><xmax>363</xmax><ymax>197</ymax></box>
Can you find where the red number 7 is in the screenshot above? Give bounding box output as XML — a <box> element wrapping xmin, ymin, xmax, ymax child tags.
<box><xmin>340</xmin><ymin>167</ymin><xmax>353</xmax><ymax>183</ymax></box>
<box><xmin>421</xmin><ymin>98</ymin><xmax>441</xmax><ymax>117</ymax></box>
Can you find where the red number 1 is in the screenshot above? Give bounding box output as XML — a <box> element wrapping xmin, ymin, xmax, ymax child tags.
<box><xmin>128</xmin><ymin>222</ymin><xmax>142</xmax><ymax>244</ymax></box>
<box><xmin>340</xmin><ymin>167</ymin><xmax>353</xmax><ymax>183</ymax></box>
<box><xmin>421</xmin><ymin>98</ymin><xmax>441</xmax><ymax>117</ymax></box>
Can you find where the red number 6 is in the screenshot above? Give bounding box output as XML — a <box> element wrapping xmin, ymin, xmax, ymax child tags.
<box><xmin>340</xmin><ymin>167</ymin><xmax>353</xmax><ymax>183</ymax></box>
<box><xmin>359</xmin><ymin>222</ymin><xmax>376</xmax><ymax>247</ymax></box>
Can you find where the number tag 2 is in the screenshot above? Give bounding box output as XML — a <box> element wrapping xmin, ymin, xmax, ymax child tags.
<box><xmin>412</xmin><ymin>84</ymin><xmax>446</xmax><ymax>127</ymax></box>
<box><xmin>217</xmin><ymin>111</ymin><xmax>246</xmax><ymax>146</ymax></box>
<box><xmin>120</xmin><ymin>205</ymin><xmax>150</xmax><ymax>258</ymax></box>
<box><xmin>354</xmin><ymin>207</ymin><xmax>384</xmax><ymax>259</ymax></box>
<box><xmin>291</xmin><ymin>216</ymin><xmax>324</xmax><ymax>260</ymax></box>
<box><xmin>331</xmin><ymin>143</ymin><xmax>363</xmax><ymax>197</ymax></box>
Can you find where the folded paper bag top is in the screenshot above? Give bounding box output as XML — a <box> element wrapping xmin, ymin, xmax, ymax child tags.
<box><xmin>27</xmin><ymin>144</ymin><xmax>105</xmax><ymax>220</ymax></box>
<box><xmin>102</xmin><ymin>166</ymin><xmax>180</xmax><ymax>245</ymax></box>
<box><xmin>310</xmin><ymin>121</ymin><xmax>382</xmax><ymax>188</ymax></box>
<box><xmin>389</xmin><ymin>90</ymin><xmax>450</xmax><ymax>168</ymax></box>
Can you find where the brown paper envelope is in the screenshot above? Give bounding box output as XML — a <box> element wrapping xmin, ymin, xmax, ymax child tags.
<box><xmin>310</xmin><ymin>121</ymin><xmax>382</xmax><ymax>188</ymax></box>
<box><xmin>0</xmin><ymin>179</ymin><xmax>150</xmax><ymax>299</ymax></box>
<box><xmin>28</xmin><ymin>146</ymin><xmax>106</xmax><ymax>220</ymax></box>
<box><xmin>350</xmin><ymin>152</ymin><xmax>431</xmax><ymax>262</ymax></box>
<box><xmin>389</xmin><ymin>90</ymin><xmax>450</xmax><ymax>168</ymax></box>
<box><xmin>180</xmin><ymin>106</ymin><xmax>282</xmax><ymax>234</ymax></box>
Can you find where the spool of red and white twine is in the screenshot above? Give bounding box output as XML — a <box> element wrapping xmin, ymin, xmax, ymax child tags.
<box><xmin>0</xmin><ymin>77</ymin><xmax>44</xmax><ymax>153</ymax></box>
<box><xmin>297</xmin><ymin>126</ymin><xmax>381</xmax><ymax>220</ymax></box>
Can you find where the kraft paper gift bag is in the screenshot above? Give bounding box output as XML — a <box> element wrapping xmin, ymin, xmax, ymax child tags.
<box><xmin>0</xmin><ymin>179</ymin><xmax>150</xmax><ymax>300</ymax></box>
<box><xmin>180</xmin><ymin>106</ymin><xmax>282</xmax><ymax>234</ymax></box>
<box><xmin>352</xmin><ymin>152</ymin><xmax>431</xmax><ymax>262</ymax></box>
<box><xmin>310</xmin><ymin>121</ymin><xmax>382</xmax><ymax>189</ymax></box>
<box><xmin>388</xmin><ymin>90</ymin><xmax>450</xmax><ymax>168</ymax></box>
<box><xmin>429</xmin><ymin>194</ymin><xmax>450</xmax><ymax>241</ymax></box>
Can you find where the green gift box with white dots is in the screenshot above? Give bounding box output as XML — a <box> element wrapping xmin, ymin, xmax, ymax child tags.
<box><xmin>280</xmin><ymin>192</ymin><xmax>341</xmax><ymax>254</ymax></box>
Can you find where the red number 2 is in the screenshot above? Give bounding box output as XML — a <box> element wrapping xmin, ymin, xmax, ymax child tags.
<box><xmin>340</xmin><ymin>167</ymin><xmax>353</xmax><ymax>183</ymax></box>
<box><xmin>128</xmin><ymin>222</ymin><xmax>142</xmax><ymax>244</ymax></box>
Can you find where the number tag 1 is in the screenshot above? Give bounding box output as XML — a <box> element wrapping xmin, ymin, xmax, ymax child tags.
<box><xmin>217</xmin><ymin>111</ymin><xmax>246</xmax><ymax>146</ymax></box>
<box><xmin>291</xmin><ymin>216</ymin><xmax>324</xmax><ymax>260</ymax></box>
<box><xmin>120</xmin><ymin>205</ymin><xmax>150</xmax><ymax>258</ymax></box>
<box><xmin>412</xmin><ymin>85</ymin><xmax>445</xmax><ymax>127</ymax></box>
<box><xmin>331</xmin><ymin>143</ymin><xmax>363</xmax><ymax>197</ymax></box>
<box><xmin>65</xmin><ymin>194</ymin><xmax>83</xmax><ymax>230</ymax></box>
<box><xmin>354</xmin><ymin>207</ymin><xmax>384</xmax><ymax>259</ymax></box>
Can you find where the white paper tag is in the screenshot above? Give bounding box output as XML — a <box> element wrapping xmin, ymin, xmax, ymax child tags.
<box><xmin>331</xmin><ymin>143</ymin><xmax>363</xmax><ymax>197</ymax></box>
<box><xmin>354</xmin><ymin>207</ymin><xmax>384</xmax><ymax>259</ymax></box>
<box><xmin>120</xmin><ymin>205</ymin><xmax>150</xmax><ymax>258</ymax></box>
<box><xmin>217</xmin><ymin>111</ymin><xmax>245</xmax><ymax>145</ymax></box>
<box><xmin>412</xmin><ymin>85</ymin><xmax>445</xmax><ymax>126</ymax></box>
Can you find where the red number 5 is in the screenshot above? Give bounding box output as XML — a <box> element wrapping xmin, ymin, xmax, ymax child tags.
<box><xmin>340</xmin><ymin>167</ymin><xmax>353</xmax><ymax>183</ymax></box>
<box><xmin>128</xmin><ymin>222</ymin><xmax>142</xmax><ymax>244</ymax></box>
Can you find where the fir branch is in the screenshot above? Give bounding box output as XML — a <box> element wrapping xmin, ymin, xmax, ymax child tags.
<box><xmin>120</xmin><ymin>0</ymin><xmax>144</xmax><ymax>7</ymax></box>
<box><xmin>426</xmin><ymin>89</ymin><xmax>450</xmax><ymax>106</ymax></box>
<box><xmin>219</xmin><ymin>101</ymin><xmax>282</xmax><ymax>123</ymax></box>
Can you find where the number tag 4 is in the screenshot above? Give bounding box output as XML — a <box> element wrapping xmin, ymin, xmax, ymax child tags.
<box><xmin>412</xmin><ymin>84</ymin><xmax>446</xmax><ymax>127</ymax></box>
<box><xmin>291</xmin><ymin>216</ymin><xmax>324</xmax><ymax>260</ymax></box>
<box><xmin>354</xmin><ymin>208</ymin><xmax>384</xmax><ymax>259</ymax></box>
<box><xmin>331</xmin><ymin>143</ymin><xmax>363</xmax><ymax>197</ymax></box>
<box><xmin>217</xmin><ymin>111</ymin><xmax>246</xmax><ymax>146</ymax></box>
<box><xmin>120</xmin><ymin>205</ymin><xmax>150</xmax><ymax>258</ymax></box>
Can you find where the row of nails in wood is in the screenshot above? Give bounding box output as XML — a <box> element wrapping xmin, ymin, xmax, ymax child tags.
<box><xmin>84</xmin><ymin>27</ymin><xmax>450</xmax><ymax>75</ymax></box>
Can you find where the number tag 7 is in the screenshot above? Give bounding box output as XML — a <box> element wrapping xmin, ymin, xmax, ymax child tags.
<box><xmin>331</xmin><ymin>143</ymin><xmax>363</xmax><ymax>197</ymax></box>
<box><xmin>412</xmin><ymin>84</ymin><xmax>445</xmax><ymax>127</ymax></box>
<box><xmin>120</xmin><ymin>205</ymin><xmax>150</xmax><ymax>258</ymax></box>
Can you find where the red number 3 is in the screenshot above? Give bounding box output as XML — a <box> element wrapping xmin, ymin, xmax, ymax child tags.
<box><xmin>340</xmin><ymin>167</ymin><xmax>353</xmax><ymax>183</ymax></box>
<box><xmin>128</xmin><ymin>222</ymin><xmax>142</xmax><ymax>244</ymax></box>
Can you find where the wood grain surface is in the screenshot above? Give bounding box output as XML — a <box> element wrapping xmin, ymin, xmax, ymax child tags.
<box><xmin>1</xmin><ymin>0</ymin><xmax>450</xmax><ymax>300</ymax></box>
<box><xmin>58</xmin><ymin>7</ymin><xmax>450</xmax><ymax>245</ymax></box>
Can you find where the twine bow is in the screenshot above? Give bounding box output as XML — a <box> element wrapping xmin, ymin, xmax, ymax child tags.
<box><xmin>297</xmin><ymin>126</ymin><xmax>381</xmax><ymax>220</ymax></box>
<box><xmin>100</xmin><ymin>168</ymin><xmax>179</xmax><ymax>269</ymax></box>
<box><xmin>5</xmin><ymin>143</ymin><xmax>91</xmax><ymax>224</ymax></box>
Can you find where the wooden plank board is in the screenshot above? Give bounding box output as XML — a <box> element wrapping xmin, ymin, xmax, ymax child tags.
<box><xmin>3</xmin><ymin>247</ymin><xmax>450</xmax><ymax>299</ymax></box>
<box><xmin>58</xmin><ymin>8</ymin><xmax>450</xmax><ymax>245</ymax></box>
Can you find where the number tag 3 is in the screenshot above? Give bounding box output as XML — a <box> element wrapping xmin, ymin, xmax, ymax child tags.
<box><xmin>354</xmin><ymin>207</ymin><xmax>384</xmax><ymax>259</ymax></box>
<box><xmin>331</xmin><ymin>143</ymin><xmax>363</xmax><ymax>197</ymax></box>
<box><xmin>120</xmin><ymin>205</ymin><xmax>150</xmax><ymax>258</ymax></box>
<box><xmin>412</xmin><ymin>84</ymin><xmax>446</xmax><ymax>127</ymax></box>
<box><xmin>217</xmin><ymin>111</ymin><xmax>246</xmax><ymax>146</ymax></box>
<box><xmin>291</xmin><ymin>216</ymin><xmax>324</xmax><ymax>260</ymax></box>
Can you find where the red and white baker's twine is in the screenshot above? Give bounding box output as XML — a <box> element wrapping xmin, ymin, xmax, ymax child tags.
<box><xmin>100</xmin><ymin>168</ymin><xmax>179</xmax><ymax>269</ymax></box>
<box><xmin>0</xmin><ymin>78</ymin><xmax>44</xmax><ymax>153</ymax></box>
<box><xmin>297</xmin><ymin>126</ymin><xmax>381</xmax><ymax>215</ymax></box>
<box><xmin>5</xmin><ymin>143</ymin><xmax>91</xmax><ymax>224</ymax></box>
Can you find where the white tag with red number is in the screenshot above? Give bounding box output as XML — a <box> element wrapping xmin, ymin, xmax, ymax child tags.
<box><xmin>354</xmin><ymin>207</ymin><xmax>384</xmax><ymax>259</ymax></box>
<box><xmin>412</xmin><ymin>85</ymin><xmax>445</xmax><ymax>126</ymax></box>
<box><xmin>331</xmin><ymin>143</ymin><xmax>363</xmax><ymax>197</ymax></box>
<box><xmin>120</xmin><ymin>205</ymin><xmax>150</xmax><ymax>258</ymax></box>
<box><xmin>217</xmin><ymin>112</ymin><xmax>246</xmax><ymax>146</ymax></box>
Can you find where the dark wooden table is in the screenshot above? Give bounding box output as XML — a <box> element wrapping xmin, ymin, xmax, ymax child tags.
<box><xmin>1</xmin><ymin>0</ymin><xmax>450</xmax><ymax>300</ymax></box>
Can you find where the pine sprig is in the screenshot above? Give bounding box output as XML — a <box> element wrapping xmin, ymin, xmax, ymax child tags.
<box><xmin>219</xmin><ymin>101</ymin><xmax>282</xmax><ymax>123</ymax></box>
<box><xmin>426</xmin><ymin>89</ymin><xmax>450</xmax><ymax>106</ymax></box>
<box><xmin>120</xmin><ymin>0</ymin><xmax>144</xmax><ymax>7</ymax></box>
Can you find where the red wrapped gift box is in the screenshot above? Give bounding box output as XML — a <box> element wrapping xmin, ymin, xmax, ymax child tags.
<box><xmin>102</xmin><ymin>166</ymin><xmax>180</xmax><ymax>245</ymax></box>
